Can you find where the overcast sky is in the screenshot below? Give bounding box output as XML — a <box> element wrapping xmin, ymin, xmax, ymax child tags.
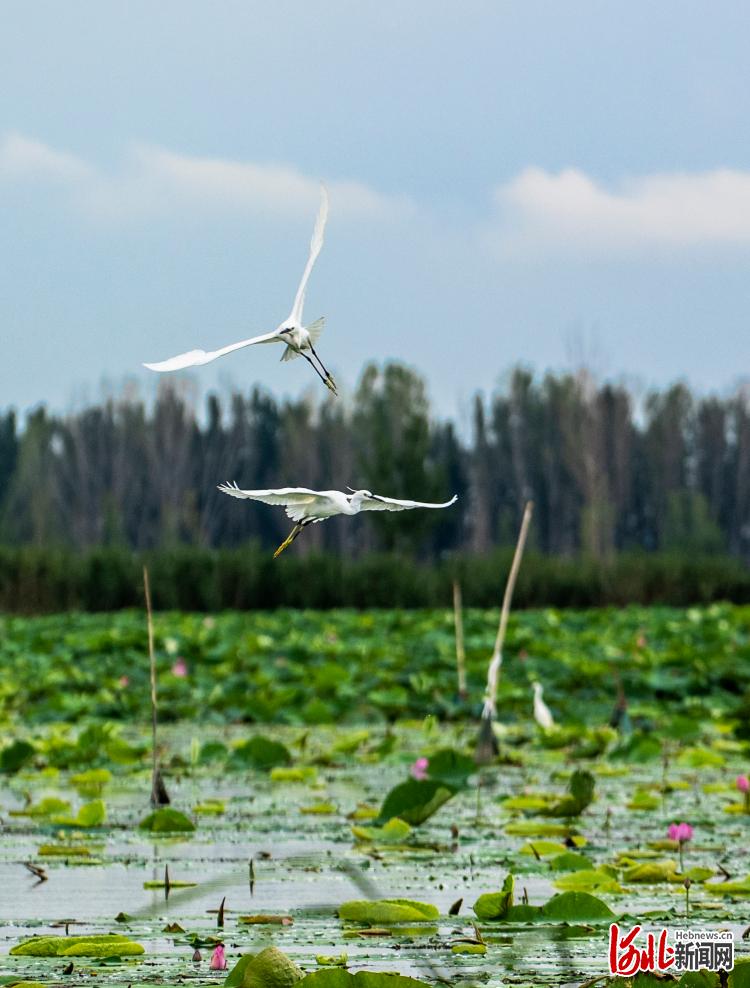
<box><xmin>2</xmin><ymin>1</ymin><xmax>750</xmax><ymax>422</ymax></box>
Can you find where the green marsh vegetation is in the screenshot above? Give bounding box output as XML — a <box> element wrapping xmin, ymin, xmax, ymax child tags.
<box><xmin>2</xmin><ymin>603</ymin><xmax>750</xmax><ymax>985</ymax></box>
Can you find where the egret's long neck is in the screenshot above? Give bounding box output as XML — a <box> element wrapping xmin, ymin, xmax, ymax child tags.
<box><xmin>348</xmin><ymin>492</ymin><xmax>366</xmax><ymax>514</ymax></box>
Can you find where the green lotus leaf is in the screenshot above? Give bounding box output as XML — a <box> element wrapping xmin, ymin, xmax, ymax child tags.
<box><xmin>338</xmin><ymin>899</ymin><xmax>439</xmax><ymax>924</ymax></box>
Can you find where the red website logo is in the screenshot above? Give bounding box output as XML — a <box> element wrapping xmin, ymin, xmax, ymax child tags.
<box><xmin>608</xmin><ymin>923</ymin><xmax>734</xmax><ymax>975</ymax></box>
<box><xmin>609</xmin><ymin>923</ymin><xmax>675</xmax><ymax>976</ymax></box>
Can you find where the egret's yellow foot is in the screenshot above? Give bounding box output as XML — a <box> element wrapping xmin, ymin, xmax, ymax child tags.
<box><xmin>273</xmin><ymin>525</ymin><xmax>302</xmax><ymax>558</ymax></box>
<box><xmin>273</xmin><ymin>536</ymin><xmax>294</xmax><ymax>558</ymax></box>
<box><xmin>325</xmin><ymin>374</ymin><xmax>338</xmax><ymax>395</ymax></box>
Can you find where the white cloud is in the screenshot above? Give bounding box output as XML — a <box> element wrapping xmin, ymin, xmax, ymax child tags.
<box><xmin>0</xmin><ymin>132</ymin><xmax>408</xmax><ymax>223</ymax></box>
<box><xmin>492</xmin><ymin>166</ymin><xmax>750</xmax><ymax>252</ymax></box>
<box><xmin>0</xmin><ymin>132</ymin><xmax>93</xmax><ymax>184</ymax></box>
<box><xmin>5</xmin><ymin>136</ymin><xmax>748</xmax><ymax>254</ymax></box>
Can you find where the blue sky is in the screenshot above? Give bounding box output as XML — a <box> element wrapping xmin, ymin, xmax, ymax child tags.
<box><xmin>2</xmin><ymin>1</ymin><xmax>750</xmax><ymax>421</ymax></box>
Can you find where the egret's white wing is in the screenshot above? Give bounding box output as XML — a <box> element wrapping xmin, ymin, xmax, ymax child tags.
<box><xmin>217</xmin><ymin>482</ymin><xmax>334</xmax><ymax>521</ymax></box>
<box><xmin>289</xmin><ymin>184</ymin><xmax>329</xmax><ymax>325</ymax></box>
<box><xmin>307</xmin><ymin>316</ymin><xmax>325</xmax><ymax>345</ymax></box>
<box><xmin>144</xmin><ymin>331</ymin><xmax>279</xmax><ymax>373</ymax></box>
<box><xmin>143</xmin><ymin>350</ymin><xmax>212</xmax><ymax>372</ymax></box>
<box><xmin>358</xmin><ymin>493</ymin><xmax>458</xmax><ymax>512</ymax></box>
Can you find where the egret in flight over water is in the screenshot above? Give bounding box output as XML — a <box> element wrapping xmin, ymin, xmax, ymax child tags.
<box><xmin>218</xmin><ymin>483</ymin><xmax>458</xmax><ymax>557</ymax></box>
<box><xmin>144</xmin><ymin>185</ymin><xmax>337</xmax><ymax>394</ymax></box>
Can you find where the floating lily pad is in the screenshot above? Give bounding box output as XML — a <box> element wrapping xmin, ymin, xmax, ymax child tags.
<box><xmin>331</xmin><ymin>730</ymin><xmax>370</xmax><ymax>754</ymax></box>
<box><xmin>224</xmin><ymin>946</ymin><xmax>303</xmax><ymax>987</ymax></box>
<box><xmin>473</xmin><ymin>874</ymin><xmax>515</xmax><ymax>920</ymax></box>
<box><xmin>338</xmin><ymin>899</ymin><xmax>439</xmax><ymax>924</ymax></box>
<box><xmin>540</xmin><ymin>891</ymin><xmax>615</xmax><ymax>922</ymax></box>
<box><xmin>198</xmin><ymin>741</ymin><xmax>229</xmax><ymax>764</ymax></box>
<box><xmin>194</xmin><ymin>799</ymin><xmax>226</xmax><ymax>815</ymax></box>
<box><xmin>349</xmin><ymin>803</ymin><xmax>378</xmax><ymax>821</ymax></box>
<box><xmin>552</xmin><ymin>868</ymin><xmax>623</xmax><ymax>894</ymax></box>
<box><xmin>316</xmin><ymin>954</ymin><xmax>348</xmax><ymax>966</ymax></box>
<box><xmin>375</xmin><ymin>779</ymin><xmax>455</xmax><ymax>826</ymax></box>
<box><xmin>139</xmin><ymin>807</ymin><xmax>195</xmax><ymax>832</ymax></box>
<box><xmin>298</xmin><ymin>972</ymin><xmax>429</xmax><ymax>987</ymax></box>
<box><xmin>270</xmin><ymin>766</ymin><xmax>317</xmax><ymax>783</ymax></box>
<box><xmin>75</xmin><ymin>798</ymin><xmax>107</xmax><ymax>826</ymax></box>
<box><xmin>143</xmin><ymin>878</ymin><xmax>197</xmax><ymax>888</ymax></box>
<box><xmin>301</xmin><ymin>801</ymin><xmax>336</xmax><ymax>815</ymax></box>
<box><xmin>70</xmin><ymin>768</ymin><xmax>111</xmax><ymax>795</ymax></box>
<box><xmin>610</xmin><ymin>732</ymin><xmax>661</xmax><ymax>763</ymax></box>
<box><xmin>474</xmin><ymin>876</ymin><xmax>614</xmax><ymax>924</ymax></box>
<box><xmin>231</xmin><ymin>737</ymin><xmax>292</xmax><ymax>771</ymax></box>
<box><xmin>61</xmin><ymin>940</ymin><xmax>144</xmax><ymax>957</ymax></box>
<box><xmin>351</xmin><ymin>818</ymin><xmax>411</xmax><ymax>844</ymax></box>
<box><xmin>0</xmin><ymin>739</ymin><xmax>35</xmax><ymax>773</ymax></box>
<box><xmin>678</xmin><ymin>745</ymin><xmax>725</xmax><ymax>768</ymax></box>
<box><xmin>10</xmin><ymin>796</ymin><xmax>70</xmax><ymax>818</ymax></box>
<box><xmin>503</xmin><ymin>794</ymin><xmax>551</xmax><ymax>811</ymax></box>
<box><xmin>239</xmin><ymin>915</ymin><xmax>294</xmax><ymax>925</ymax></box>
<box><xmin>38</xmin><ymin>843</ymin><xmax>92</xmax><ymax>856</ymax></box>
<box><xmin>519</xmin><ymin>840</ymin><xmax>568</xmax><ymax>857</ymax></box>
<box><xmin>11</xmin><ymin>934</ymin><xmax>143</xmax><ymax>957</ymax></box>
<box><xmin>505</xmin><ymin>821</ymin><xmax>571</xmax><ymax>837</ymax></box>
<box><xmin>53</xmin><ymin>798</ymin><xmax>107</xmax><ymax>827</ymax></box>
<box><xmin>627</xmin><ymin>788</ymin><xmax>661</xmax><ymax>811</ymax></box>
<box><xmin>623</xmin><ymin>859</ymin><xmax>680</xmax><ymax>883</ymax></box>
<box><xmin>729</xmin><ymin>958</ymin><xmax>750</xmax><ymax>986</ymax></box>
<box><xmin>423</xmin><ymin>748</ymin><xmax>475</xmax><ymax>787</ymax></box>
<box><xmin>548</xmin><ymin>851</ymin><xmax>594</xmax><ymax>872</ymax></box>
<box><xmin>539</xmin><ymin>769</ymin><xmax>595</xmax><ymax>817</ymax></box>
<box><xmin>705</xmin><ymin>875</ymin><xmax>750</xmax><ymax>895</ymax></box>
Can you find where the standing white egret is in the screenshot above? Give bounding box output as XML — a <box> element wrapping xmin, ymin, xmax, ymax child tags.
<box><xmin>531</xmin><ymin>680</ymin><xmax>555</xmax><ymax>731</ymax></box>
<box><xmin>144</xmin><ymin>185</ymin><xmax>337</xmax><ymax>394</ymax></box>
<box><xmin>218</xmin><ymin>483</ymin><xmax>458</xmax><ymax>557</ymax></box>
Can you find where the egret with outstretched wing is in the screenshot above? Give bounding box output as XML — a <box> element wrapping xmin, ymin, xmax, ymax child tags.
<box><xmin>144</xmin><ymin>185</ymin><xmax>336</xmax><ymax>393</ymax></box>
<box><xmin>218</xmin><ymin>482</ymin><xmax>458</xmax><ymax>557</ymax></box>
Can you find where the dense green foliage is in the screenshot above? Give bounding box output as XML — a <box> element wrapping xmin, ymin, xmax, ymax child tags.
<box><xmin>4</xmin><ymin>604</ymin><xmax>750</xmax><ymax>985</ymax></box>
<box><xmin>3</xmin><ymin>363</ymin><xmax>750</xmax><ymax>560</ymax></box>
<box><xmin>2</xmin><ymin>545</ymin><xmax>750</xmax><ymax>613</ymax></box>
<box><xmin>3</xmin><ymin>603</ymin><xmax>750</xmax><ymax>731</ymax></box>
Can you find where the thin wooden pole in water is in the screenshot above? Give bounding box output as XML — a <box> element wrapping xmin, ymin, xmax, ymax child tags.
<box><xmin>492</xmin><ymin>500</ymin><xmax>533</xmax><ymax>666</ymax></box>
<box><xmin>144</xmin><ymin>566</ymin><xmax>161</xmax><ymax>807</ymax></box>
<box><xmin>476</xmin><ymin>501</ymin><xmax>533</xmax><ymax>762</ymax></box>
<box><xmin>452</xmin><ymin>580</ymin><xmax>467</xmax><ymax>700</ymax></box>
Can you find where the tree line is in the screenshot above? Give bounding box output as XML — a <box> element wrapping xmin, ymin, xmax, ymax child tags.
<box><xmin>1</xmin><ymin>362</ymin><xmax>748</xmax><ymax>560</ymax></box>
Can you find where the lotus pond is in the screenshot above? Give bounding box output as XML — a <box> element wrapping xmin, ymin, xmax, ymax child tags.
<box><xmin>2</xmin><ymin>604</ymin><xmax>750</xmax><ymax>987</ymax></box>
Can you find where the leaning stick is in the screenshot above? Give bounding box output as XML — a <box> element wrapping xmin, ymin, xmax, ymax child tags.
<box><xmin>144</xmin><ymin>567</ymin><xmax>168</xmax><ymax>806</ymax></box>
<box><xmin>476</xmin><ymin>501</ymin><xmax>533</xmax><ymax>760</ymax></box>
<box><xmin>452</xmin><ymin>580</ymin><xmax>467</xmax><ymax>700</ymax></box>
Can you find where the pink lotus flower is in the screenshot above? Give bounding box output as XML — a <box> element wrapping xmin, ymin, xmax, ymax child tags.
<box><xmin>737</xmin><ymin>775</ymin><xmax>749</xmax><ymax>793</ymax></box>
<box><xmin>172</xmin><ymin>658</ymin><xmax>188</xmax><ymax>678</ymax></box>
<box><xmin>118</xmin><ymin>676</ymin><xmax>129</xmax><ymax>688</ymax></box>
<box><xmin>668</xmin><ymin>821</ymin><xmax>693</xmax><ymax>872</ymax></box>
<box><xmin>209</xmin><ymin>944</ymin><xmax>226</xmax><ymax>970</ymax></box>
<box><xmin>668</xmin><ymin>822</ymin><xmax>693</xmax><ymax>843</ymax></box>
<box><xmin>410</xmin><ymin>757</ymin><xmax>429</xmax><ymax>781</ymax></box>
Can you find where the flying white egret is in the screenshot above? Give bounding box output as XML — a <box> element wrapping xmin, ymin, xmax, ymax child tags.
<box><xmin>531</xmin><ymin>680</ymin><xmax>555</xmax><ymax>731</ymax></box>
<box><xmin>218</xmin><ymin>483</ymin><xmax>458</xmax><ymax>557</ymax></box>
<box><xmin>144</xmin><ymin>185</ymin><xmax>337</xmax><ymax>394</ymax></box>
